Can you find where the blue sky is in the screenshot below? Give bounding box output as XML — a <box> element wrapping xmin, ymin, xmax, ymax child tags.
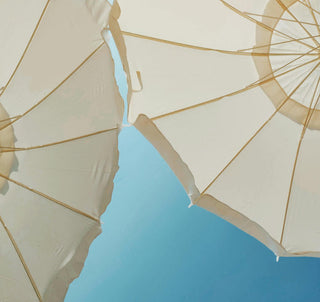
<box><xmin>65</xmin><ymin>37</ymin><xmax>320</xmax><ymax>302</ymax></box>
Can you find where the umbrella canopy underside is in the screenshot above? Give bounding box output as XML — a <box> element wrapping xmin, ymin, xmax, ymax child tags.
<box><xmin>112</xmin><ymin>0</ymin><xmax>320</xmax><ymax>257</ymax></box>
<box><xmin>0</xmin><ymin>0</ymin><xmax>123</xmax><ymax>301</ymax></box>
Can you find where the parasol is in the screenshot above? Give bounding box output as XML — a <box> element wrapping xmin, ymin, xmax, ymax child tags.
<box><xmin>0</xmin><ymin>0</ymin><xmax>123</xmax><ymax>301</ymax></box>
<box><xmin>111</xmin><ymin>0</ymin><xmax>320</xmax><ymax>257</ymax></box>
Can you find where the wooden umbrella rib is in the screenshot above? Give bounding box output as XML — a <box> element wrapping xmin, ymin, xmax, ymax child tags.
<box><xmin>244</xmin><ymin>12</ymin><xmax>318</xmax><ymax>26</ymax></box>
<box><xmin>238</xmin><ymin>34</ymin><xmax>320</xmax><ymax>52</ymax></box>
<box><xmin>0</xmin><ymin>3</ymin><xmax>51</xmax><ymax>297</ymax></box>
<box><xmin>199</xmin><ymin>61</ymin><xmax>320</xmax><ymax>196</ymax></box>
<box><xmin>150</xmin><ymin>50</ymin><xmax>319</xmax><ymax>121</ymax></box>
<box><xmin>276</xmin><ymin>0</ymin><xmax>320</xmax><ymax>47</ymax></box>
<box><xmin>305</xmin><ymin>0</ymin><xmax>320</xmax><ymax>37</ymax></box>
<box><xmin>298</xmin><ymin>0</ymin><xmax>320</xmax><ymax>17</ymax></box>
<box><xmin>0</xmin><ymin>43</ymin><xmax>105</xmax><ymax>134</ymax></box>
<box><xmin>276</xmin><ymin>0</ymin><xmax>320</xmax><ymax>46</ymax></box>
<box><xmin>0</xmin><ymin>0</ymin><xmax>51</xmax><ymax>98</ymax></box>
<box><xmin>280</xmin><ymin>76</ymin><xmax>320</xmax><ymax>244</ymax></box>
<box><xmin>122</xmin><ymin>31</ymin><xmax>318</xmax><ymax>56</ymax></box>
<box><xmin>0</xmin><ymin>127</ymin><xmax>118</xmax><ymax>153</ymax></box>
<box><xmin>122</xmin><ymin>30</ymin><xmax>214</xmax><ymax>52</ymax></box>
<box><xmin>249</xmin><ymin>44</ymin><xmax>320</xmax><ymax>87</ymax></box>
<box><xmin>0</xmin><ymin>115</ymin><xmax>21</xmax><ymax>124</ymax></box>
<box><xmin>0</xmin><ymin>216</ymin><xmax>43</xmax><ymax>302</ymax></box>
<box><xmin>219</xmin><ymin>0</ymin><xmax>315</xmax><ymax>50</ymax></box>
<box><xmin>0</xmin><ymin>173</ymin><xmax>100</xmax><ymax>223</ymax></box>
<box><xmin>254</xmin><ymin>52</ymin><xmax>317</xmax><ymax>56</ymax></box>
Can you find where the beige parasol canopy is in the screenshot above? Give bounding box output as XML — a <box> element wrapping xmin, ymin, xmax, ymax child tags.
<box><xmin>0</xmin><ymin>0</ymin><xmax>123</xmax><ymax>301</ymax></box>
<box><xmin>112</xmin><ymin>0</ymin><xmax>320</xmax><ymax>257</ymax></box>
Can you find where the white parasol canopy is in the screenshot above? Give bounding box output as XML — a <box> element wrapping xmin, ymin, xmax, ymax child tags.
<box><xmin>0</xmin><ymin>0</ymin><xmax>123</xmax><ymax>301</ymax></box>
<box><xmin>112</xmin><ymin>0</ymin><xmax>320</xmax><ymax>257</ymax></box>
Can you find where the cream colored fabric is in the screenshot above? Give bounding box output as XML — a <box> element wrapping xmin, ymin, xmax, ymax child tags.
<box><xmin>113</xmin><ymin>0</ymin><xmax>320</xmax><ymax>257</ymax></box>
<box><xmin>0</xmin><ymin>0</ymin><xmax>123</xmax><ymax>301</ymax></box>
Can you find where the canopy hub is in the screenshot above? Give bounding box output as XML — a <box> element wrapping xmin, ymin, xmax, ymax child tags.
<box><xmin>254</xmin><ymin>0</ymin><xmax>320</xmax><ymax>129</ymax></box>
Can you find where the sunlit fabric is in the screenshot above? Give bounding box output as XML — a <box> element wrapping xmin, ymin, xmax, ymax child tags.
<box><xmin>112</xmin><ymin>0</ymin><xmax>320</xmax><ymax>257</ymax></box>
<box><xmin>0</xmin><ymin>0</ymin><xmax>123</xmax><ymax>301</ymax></box>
